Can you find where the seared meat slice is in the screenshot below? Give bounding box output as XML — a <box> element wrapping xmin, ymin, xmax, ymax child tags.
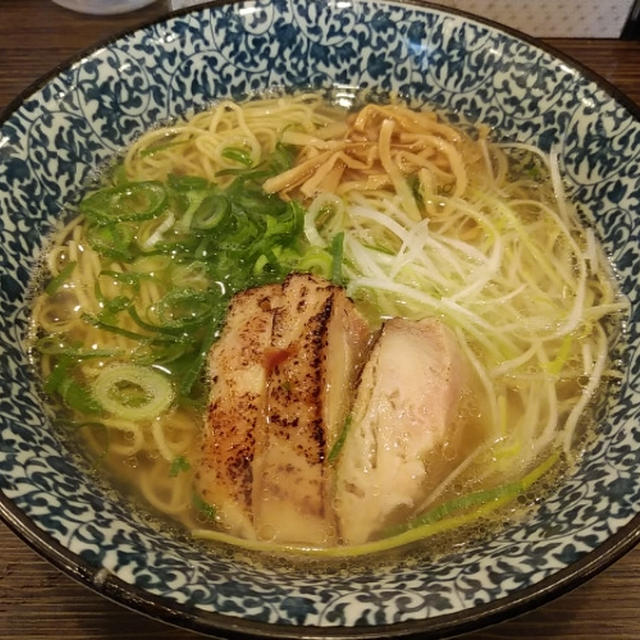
<box><xmin>253</xmin><ymin>274</ymin><xmax>370</xmax><ymax>545</ymax></box>
<box><xmin>334</xmin><ymin>317</ymin><xmax>468</xmax><ymax>545</ymax></box>
<box><xmin>197</xmin><ymin>273</ymin><xmax>370</xmax><ymax>544</ymax></box>
<box><xmin>196</xmin><ymin>284</ymin><xmax>281</xmax><ymax>538</ymax></box>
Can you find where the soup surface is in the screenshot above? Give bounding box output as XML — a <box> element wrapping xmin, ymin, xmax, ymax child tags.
<box><xmin>30</xmin><ymin>93</ymin><xmax>626</xmax><ymax>556</ymax></box>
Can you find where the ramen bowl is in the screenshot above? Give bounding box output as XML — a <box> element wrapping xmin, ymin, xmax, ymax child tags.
<box><xmin>1</xmin><ymin>1</ymin><xmax>639</xmax><ymax>638</ymax></box>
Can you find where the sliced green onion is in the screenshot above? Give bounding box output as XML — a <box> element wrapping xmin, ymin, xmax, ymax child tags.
<box><xmin>295</xmin><ymin>247</ymin><xmax>333</xmax><ymax>278</ymax></box>
<box><xmin>222</xmin><ymin>146</ymin><xmax>253</xmax><ymax>167</ymax></box>
<box><xmin>253</xmin><ymin>254</ymin><xmax>269</xmax><ymax>275</ymax></box>
<box><xmin>259</xmin><ymin>201</ymin><xmax>304</xmax><ymax>242</ymax></box>
<box><xmin>193</xmin><ymin>493</ymin><xmax>217</xmax><ymax>522</ymax></box>
<box><xmin>216</xmin><ymin>214</ymin><xmax>260</xmax><ymax>251</ymax></box>
<box><xmin>44</xmin><ymin>357</ymin><xmax>73</xmax><ymax>394</ymax></box>
<box><xmin>81</xmin><ymin>181</ymin><xmax>167</xmax><ymax>223</ymax></box>
<box><xmin>127</xmin><ymin>305</ymin><xmax>195</xmax><ymax>336</ymax></box>
<box><xmin>36</xmin><ymin>336</ymin><xmax>118</xmax><ymax>359</ymax></box>
<box><xmin>328</xmin><ymin>414</ymin><xmax>351</xmax><ymax>464</ymax></box>
<box><xmin>169</xmin><ymin>455</ymin><xmax>191</xmax><ymax>477</ymax></box>
<box><xmin>546</xmin><ymin>334</ymin><xmax>574</xmax><ymax>375</ymax></box>
<box><xmin>267</xmin><ymin>141</ymin><xmax>295</xmax><ymax>174</ymax></box>
<box><xmin>191</xmin><ymin>195</ymin><xmax>229</xmax><ymax>230</ymax></box>
<box><xmin>151</xmin><ymin>288</ymin><xmax>215</xmax><ymax>329</ymax></box>
<box><xmin>178</xmin><ymin>321</ymin><xmax>219</xmax><ymax>396</ymax></box>
<box><xmin>59</xmin><ymin>379</ymin><xmax>103</xmax><ymax>415</ymax></box>
<box><xmin>63</xmin><ymin>149</ymin><xmax>310</xmax><ymax>409</ymax></box>
<box><xmin>174</xmin><ymin>190</ymin><xmax>208</xmax><ymax>233</ymax></box>
<box><xmin>110</xmin><ymin>163</ymin><xmax>129</xmax><ymax>186</ymax></box>
<box><xmin>132</xmin><ymin>342</ymin><xmax>192</xmax><ymax>366</ymax></box>
<box><xmin>330</xmin><ymin>231</ymin><xmax>345</xmax><ymax>286</ymax></box>
<box><xmin>45</xmin><ymin>261</ymin><xmax>76</xmax><ymax>295</ymax></box>
<box><xmin>98</xmin><ymin>295</ymin><xmax>131</xmax><ymax>324</ymax></box>
<box><xmin>82</xmin><ymin>313</ymin><xmax>175</xmax><ymax>344</ymax></box>
<box><xmin>401</xmin><ymin>450</ymin><xmax>560</xmax><ymax>533</ymax></box>
<box><xmin>140</xmin><ymin>140</ymin><xmax>186</xmax><ymax>158</ymax></box>
<box><xmin>92</xmin><ymin>363</ymin><xmax>174</xmax><ymax>420</ymax></box>
<box><xmin>44</xmin><ymin>357</ymin><xmax>102</xmax><ymax>414</ymax></box>
<box><xmin>87</xmin><ymin>223</ymin><xmax>133</xmax><ymax>261</ymax></box>
<box><xmin>167</xmin><ymin>174</ymin><xmax>210</xmax><ymax>192</ymax></box>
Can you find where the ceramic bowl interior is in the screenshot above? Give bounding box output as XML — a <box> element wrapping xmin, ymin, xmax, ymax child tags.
<box><xmin>1</xmin><ymin>1</ymin><xmax>640</xmax><ymax>638</ymax></box>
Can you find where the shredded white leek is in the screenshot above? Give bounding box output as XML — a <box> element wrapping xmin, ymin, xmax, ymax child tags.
<box><xmin>305</xmin><ymin>143</ymin><xmax>626</xmax><ymax>486</ymax></box>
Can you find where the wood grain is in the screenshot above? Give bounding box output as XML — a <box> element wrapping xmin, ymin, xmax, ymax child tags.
<box><xmin>1</xmin><ymin>2</ymin><xmax>640</xmax><ymax>638</ymax></box>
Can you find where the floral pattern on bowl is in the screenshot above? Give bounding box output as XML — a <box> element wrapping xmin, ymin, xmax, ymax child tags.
<box><xmin>1</xmin><ymin>0</ymin><xmax>640</xmax><ymax>637</ymax></box>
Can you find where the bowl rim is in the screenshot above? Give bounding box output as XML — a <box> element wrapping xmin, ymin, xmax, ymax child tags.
<box><xmin>1</xmin><ymin>0</ymin><xmax>640</xmax><ymax>638</ymax></box>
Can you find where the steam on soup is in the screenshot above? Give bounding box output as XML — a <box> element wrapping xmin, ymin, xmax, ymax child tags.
<box><xmin>30</xmin><ymin>93</ymin><xmax>626</xmax><ymax>557</ymax></box>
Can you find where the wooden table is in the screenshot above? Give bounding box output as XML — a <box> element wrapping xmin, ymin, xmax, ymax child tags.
<box><xmin>1</xmin><ymin>2</ymin><xmax>640</xmax><ymax>638</ymax></box>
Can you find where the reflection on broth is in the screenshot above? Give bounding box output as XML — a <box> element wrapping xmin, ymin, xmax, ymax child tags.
<box><xmin>29</xmin><ymin>92</ymin><xmax>627</xmax><ymax>557</ymax></box>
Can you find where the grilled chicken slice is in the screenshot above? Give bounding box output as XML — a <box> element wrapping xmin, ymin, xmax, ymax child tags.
<box><xmin>253</xmin><ymin>274</ymin><xmax>370</xmax><ymax>545</ymax></box>
<box><xmin>195</xmin><ymin>284</ymin><xmax>282</xmax><ymax>538</ymax></box>
<box><xmin>334</xmin><ymin>317</ymin><xmax>468</xmax><ymax>545</ymax></box>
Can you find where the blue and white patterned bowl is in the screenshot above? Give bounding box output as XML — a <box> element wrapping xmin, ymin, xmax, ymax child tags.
<box><xmin>1</xmin><ymin>1</ymin><xmax>640</xmax><ymax>637</ymax></box>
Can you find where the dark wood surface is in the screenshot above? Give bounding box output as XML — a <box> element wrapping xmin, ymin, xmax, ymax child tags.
<box><xmin>2</xmin><ymin>2</ymin><xmax>640</xmax><ymax>639</ymax></box>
